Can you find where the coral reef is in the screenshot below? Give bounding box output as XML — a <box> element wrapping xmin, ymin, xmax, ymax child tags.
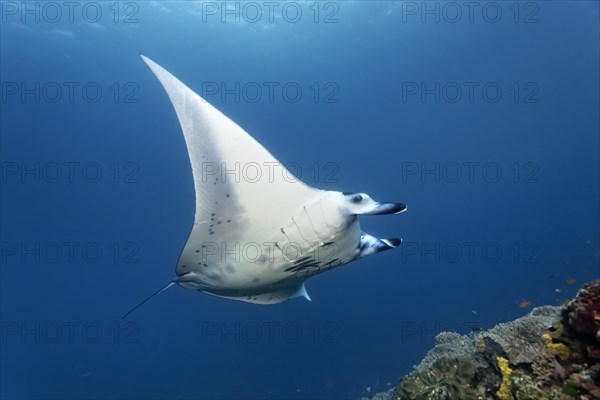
<box><xmin>386</xmin><ymin>280</ymin><xmax>600</xmax><ymax>400</ymax></box>
<box><xmin>542</xmin><ymin>333</ymin><xmax>571</xmax><ymax>361</ymax></box>
<box><xmin>394</xmin><ymin>356</ymin><xmax>480</xmax><ymax>400</ymax></box>
<box><xmin>563</xmin><ymin>281</ymin><xmax>600</xmax><ymax>335</ymax></box>
<box><xmin>496</xmin><ymin>357</ymin><xmax>513</xmax><ymax>400</ymax></box>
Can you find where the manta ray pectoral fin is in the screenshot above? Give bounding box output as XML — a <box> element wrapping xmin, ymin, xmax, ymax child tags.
<box><xmin>140</xmin><ymin>54</ymin><xmax>322</xmax><ymax>285</ymax></box>
<box><xmin>358</xmin><ymin>233</ymin><xmax>402</xmax><ymax>259</ymax></box>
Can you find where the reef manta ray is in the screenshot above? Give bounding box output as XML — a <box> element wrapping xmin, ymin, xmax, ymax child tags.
<box><xmin>123</xmin><ymin>54</ymin><xmax>406</xmax><ymax>317</ymax></box>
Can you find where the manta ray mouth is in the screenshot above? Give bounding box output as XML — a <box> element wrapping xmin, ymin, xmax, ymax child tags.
<box><xmin>364</xmin><ymin>202</ymin><xmax>407</xmax><ymax>215</ymax></box>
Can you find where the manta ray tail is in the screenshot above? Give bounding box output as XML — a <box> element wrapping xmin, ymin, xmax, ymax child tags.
<box><xmin>121</xmin><ymin>281</ymin><xmax>176</xmax><ymax>319</ymax></box>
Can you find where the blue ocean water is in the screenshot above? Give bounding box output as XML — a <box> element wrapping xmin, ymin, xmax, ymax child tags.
<box><xmin>1</xmin><ymin>1</ymin><xmax>598</xmax><ymax>399</ymax></box>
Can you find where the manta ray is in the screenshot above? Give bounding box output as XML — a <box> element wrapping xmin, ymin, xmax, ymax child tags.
<box><xmin>123</xmin><ymin>55</ymin><xmax>406</xmax><ymax>317</ymax></box>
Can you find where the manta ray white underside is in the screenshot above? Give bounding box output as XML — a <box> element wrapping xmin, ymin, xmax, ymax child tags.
<box><xmin>123</xmin><ymin>55</ymin><xmax>406</xmax><ymax>317</ymax></box>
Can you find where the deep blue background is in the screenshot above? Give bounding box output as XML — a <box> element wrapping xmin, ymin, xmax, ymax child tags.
<box><xmin>1</xmin><ymin>2</ymin><xmax>599</xmax><ymax>399</ymax></box>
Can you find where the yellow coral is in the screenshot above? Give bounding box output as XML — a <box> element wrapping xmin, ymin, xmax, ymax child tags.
<box><xmin>496</xmin><ymin>356</ymin><xmax>513</xmax><ymax>400</ymax></box>
<box><xmin>541</xmin><ymin>333</ymin><xmax>570</xmax><ymax>360</ymax></box>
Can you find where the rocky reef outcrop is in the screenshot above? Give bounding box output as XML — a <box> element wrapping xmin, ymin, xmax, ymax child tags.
<box><xmin>365</xmin><ymin>280</ymin><xmax>600</xmax><ymax>400</ymax></box>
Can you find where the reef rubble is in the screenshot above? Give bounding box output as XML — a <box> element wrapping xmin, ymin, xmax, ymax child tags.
<box><xmin>362</xmin><ymin>280</ymin><xmax>600</xmax><ymax>400</ymax></box>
